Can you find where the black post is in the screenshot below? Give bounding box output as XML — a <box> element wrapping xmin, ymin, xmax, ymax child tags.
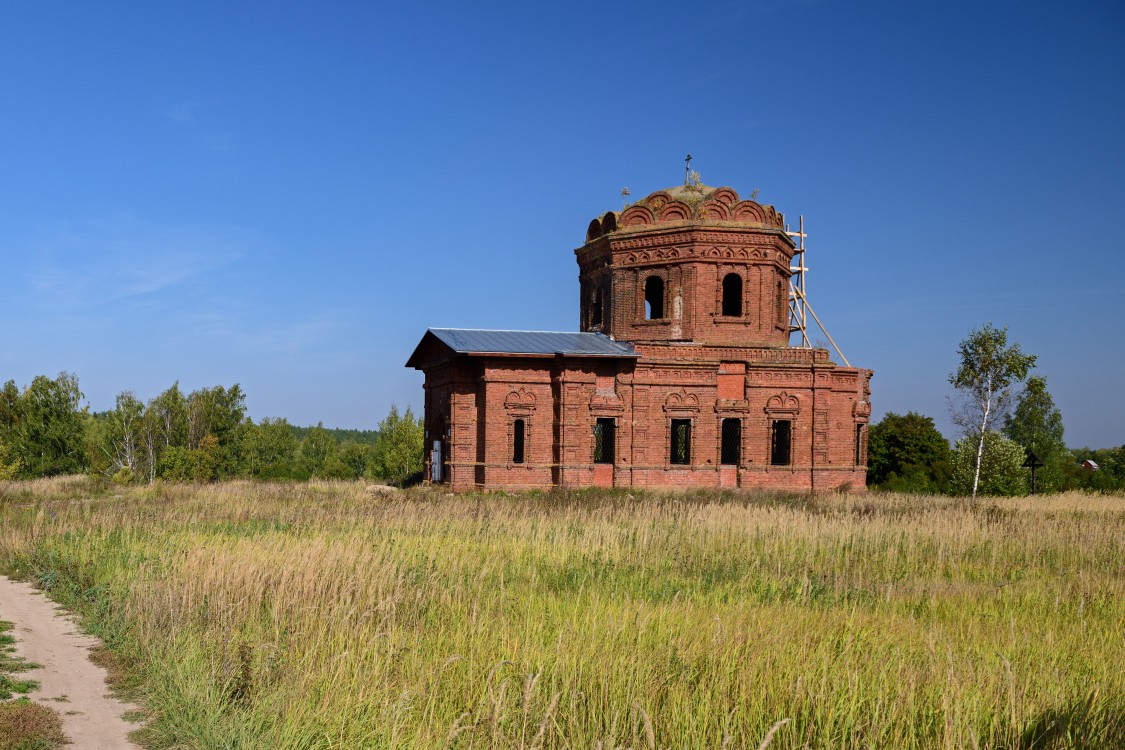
<box><xmin>1022</xmin><ymin>450</ymin><xmax>1044</xmax><ymax>496</ymax></box>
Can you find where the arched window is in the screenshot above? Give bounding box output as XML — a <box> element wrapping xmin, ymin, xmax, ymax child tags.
<box><xmin>591</xmin><ymin>287</ymin><xmax>602</xmax><ymax>326</ymax></box>
<box><xmin>644</xmin><ymin>276</ymin><xmax>664</xmax><ymax>320</ymax></box>
<box><xmin>722</xmin><ymin>273</ymin><xmax>742</xmax><ymax>317</ymax></box>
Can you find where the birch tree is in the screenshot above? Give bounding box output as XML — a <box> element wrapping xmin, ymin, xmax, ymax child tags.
<box><xmin>949</xmin><ymin>324</ymin><xmax>1036</xmax><ymax>498</ymax></box>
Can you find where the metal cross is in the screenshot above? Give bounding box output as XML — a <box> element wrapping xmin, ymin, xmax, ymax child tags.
<box><xmin>684</xmin><ymin>153</ymin><xmax>693</xmax><ymax>185</ymax></box>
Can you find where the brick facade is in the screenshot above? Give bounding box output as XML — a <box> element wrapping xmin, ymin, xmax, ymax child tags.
<box><xmin>408</xmin><ymin>184</ymin><xmax>873</xmax><ymax>492</ymax></box>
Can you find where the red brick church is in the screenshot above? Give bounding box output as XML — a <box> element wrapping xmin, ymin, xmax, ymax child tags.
<box><xmin>407</xmin><ymin>181</ymin><xmax>872</xmax><ymax>491</ymax></box>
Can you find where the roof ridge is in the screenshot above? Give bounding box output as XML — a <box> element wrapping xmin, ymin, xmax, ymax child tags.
<box><xmin>431</xmin><ymin>327</ymin><xmax>608</xmax><ymax>335</ymax></box>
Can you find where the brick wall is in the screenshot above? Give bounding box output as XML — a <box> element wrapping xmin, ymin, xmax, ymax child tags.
<box><xmin>415</xmin><ymin>185</ymin><xmax>873</xmax><ymax>493</ymax></box>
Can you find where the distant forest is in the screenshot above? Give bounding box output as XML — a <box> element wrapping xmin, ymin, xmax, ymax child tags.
<box><xmin>289</xmin><ymin>425</ymin><xmax>380</xmax><ymax>445</ymax></box>
<box><xmin>2</xmin><ymin>371</ymin><xmax>1121</xmax><ymax>495</ymax></box>
<box><xmin>0</xmin><ymin>373</ymin><xmax>422</xmax><ymax>486</ymax></box>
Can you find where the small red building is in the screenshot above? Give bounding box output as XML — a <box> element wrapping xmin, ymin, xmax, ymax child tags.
<box><xmin>407</xmin><ymin>183</ymin><xmax>872</xmax><ymax>491</ymax></box>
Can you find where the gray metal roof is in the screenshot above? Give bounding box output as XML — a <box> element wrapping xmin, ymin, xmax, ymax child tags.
<box><xmin>428</xmin><ymin>328</ymin><xmax>638</xmax><ymax>357</ymax></box>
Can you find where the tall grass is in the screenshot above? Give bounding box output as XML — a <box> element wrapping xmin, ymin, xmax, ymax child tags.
<box><xmin>0</xmin><ymin>479</ymin><xmax>1121</xmax><ymax>749</ymax></box>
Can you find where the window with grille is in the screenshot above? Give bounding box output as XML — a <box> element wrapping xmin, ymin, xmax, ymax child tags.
<box><xmin>594</xmin><ymin>418</ymin><xmax>615</xmax><ymax>464</ymax></box>
<box><xmin>771</xmin><ymin>419</ymin><xmax>791</xmax><ymax>466</ymax></box>
<box><xmin>512</xmin><ymin>419</ymin><xmax>525</xmax><ymax>464</ymax></box>
<box><xmin>721</xmin><ymin>418</ymin><xmax>741</xmax><ymax>465</ymax></box>
<box><xmin>670</xmin><ymin>419</ymin><xmax>691</xmax><ymax>465</ymax></box>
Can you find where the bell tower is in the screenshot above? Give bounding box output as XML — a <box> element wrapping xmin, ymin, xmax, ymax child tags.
<box><xmin>576</xmin><ymin>183</ymin><xmax>797</xmax><ymax>348</ymax></box>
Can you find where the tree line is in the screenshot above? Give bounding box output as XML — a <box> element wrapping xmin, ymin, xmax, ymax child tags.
<box><xmin>0</xmin><ymin>375</ymin><xmax>423</xmax><ymax>486</ymax></box>
<box><xmin>4</xmin><ymin>325</ymin><xmax>1121</xmax><ymax>496</ymax></box>
<box><xmin>868</xmin><ymin>323</ymin><xmax>1124</xmax><ymax>495</ymax></box>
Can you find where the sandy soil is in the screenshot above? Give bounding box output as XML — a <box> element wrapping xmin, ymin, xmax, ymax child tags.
<box><xmin>0</xmin><ymin>575</ymin><xmax>142</xmax><ymax>749</ymax></box>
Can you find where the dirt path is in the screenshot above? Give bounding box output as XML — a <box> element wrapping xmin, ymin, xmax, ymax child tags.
<box><xmin>0</xmin><ymin>575</ymin><xmax>142</xmax><ymax>749</ymax></box>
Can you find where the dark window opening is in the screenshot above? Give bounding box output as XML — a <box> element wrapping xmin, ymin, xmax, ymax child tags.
<box><xmin>721</xmin><ymin>418</ymin><xmax>741</xmax><ymax>465</ymax></box>
<box><xmin>771</xmin><ymin>419</ymin><xmax>791</xmax><ymax>466</ymax></box>
<box><xmin>671</xmin><ymin>419</ymin><xmax>691</xmax><ymax>465</ymax></box>
<box><xmin>591</xmin><ymin>288</ymin><xmax>602</xmax><ymax>326</ymax></box>
<box><xmin>644</xmin><ymin>276</ymin><xmax>664</xmax><ymax>320</ymax></box>
<box><xmin>594</xmin><ymin>418</ymin><xmax>615</xmax><ymax>464</ymax></box>
<box><xmin>855</xmin><ymin>424</ymin><xmax>865</xmax><ymax>465</ymax></box>
<box><xmin>513</xmin><ymin>419</ymin><xmax>525</xmax><ymax>464</ymax></box>
<box><xmin>722</xmin><ymin>273</ymin><xmax>743</xmax><ymax>317</ymax></box>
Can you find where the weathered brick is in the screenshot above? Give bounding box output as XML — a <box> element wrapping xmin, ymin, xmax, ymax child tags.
<box><xmin>409</xmin><ymin>184</ymin><xmax>872</xmax><ymax>492</ymax></box>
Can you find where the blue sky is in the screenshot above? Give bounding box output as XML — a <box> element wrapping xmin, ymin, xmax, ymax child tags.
<box><xmin>2</xmin><ymin>1</ymin><xmax>1122</xmax><ymax>447</ymax></box>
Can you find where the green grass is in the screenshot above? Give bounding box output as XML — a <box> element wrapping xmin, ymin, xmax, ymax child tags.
<box><xmin>0</xmin><ymin>621</ymin><xmax>38</xmax><ymax>701</ymax></box>
<box><xmin>0</xmin><ymin>621</ymin><xmax>66</xmax><ymax>750</ymax></box>
<box><xmin>0</xmin><ymin>479</ymin><xmax>1122</xmax><ymax>749</ymax></box>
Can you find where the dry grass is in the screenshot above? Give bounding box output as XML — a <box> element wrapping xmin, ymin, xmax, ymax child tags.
<box><xmin>0</xmin><ymin>620</ymin><xmax>67</xmax><ymax>750</ymax></box>
<box><xmin>0</xmin><ymin>479</ymin><xmax>1122</xmax><ymax>749</ymax></box>
<box><xmin>0</xmin><ymin>701</ymin><xmax>68</xmax><ymax>750</ymax></box>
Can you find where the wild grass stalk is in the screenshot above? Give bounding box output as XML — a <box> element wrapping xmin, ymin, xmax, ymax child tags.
<box><xmin>0</xmin><ymin>478</ymin><xmax>1121</xmax><ymax>748</ymax></box>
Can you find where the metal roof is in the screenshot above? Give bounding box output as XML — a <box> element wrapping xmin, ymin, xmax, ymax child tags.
<box><xmin>427</xmin><ymin>328</ymin><xmax>638</xmax><ymax>358</ymax></box>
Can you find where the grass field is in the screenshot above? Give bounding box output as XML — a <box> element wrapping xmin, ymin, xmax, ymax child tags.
<box><xmin>0</xmin><ymin>478</ymin><xmax>1121</xmax><ymax>749</ymax></box>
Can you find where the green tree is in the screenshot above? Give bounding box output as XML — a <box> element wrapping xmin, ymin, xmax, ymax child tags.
<box><xmin>949</xmin><ymin>324</ymin><xmax>1037</xmax><ymax>498</ymax></box>
<box><xmin>9</xmin><ymin>373</ymin><xmax>87</xmax><ymax>477</ymax></box>
<box><xmin>1002</xmin><ymin>376</ymin><xmax>1068</xmax><ymax>492</ymax></box>
<box><xmin>0</xmin><ymin>436</ymin><xmax>21</xmax><ymax>479</ymax></box>
<box><xmin>95</xmin><ymin>391</ymin><xmax>146</xmax><ymax>483</ymax></box>
<box><xmin>157</xmin><ymin>446</ymin><xmax>194</xmax><ymax>482</ymax></box>
<box><xmin>191</xmin><ymin>434</ymin><xmax>222</xmax><ymax>482</ymax></box>
<box><xmin>867</xmin><ymin>412</ymin><xmax>951</xmax><ymax>492</ymax></box>
<box><xmin>297</xmin><ymin>423</ymin><xmax>337</xmax><ymax>479</ymax></box>
<box><xmin>950</xmin><ymin>431</ymin><xmax>1028</xmax><ymax>496</ymax></box>
<box><xmin>0</xmin><ymin>381</ymin><xmax>21</xmax><ymax>478</ymax></box>
<box><xmin>148</xmin><ymin>382</ymin><xmax>189</xmax><ymax>450</ymax></box>
<box><xmin>186</xmin><ymin>384</ymin><xmax>246</xmax><ymax>477</ymax></box>
<box><xmin>328</xmin><ymin>443</ymin><xmax>373</xmax><ymax>479</ymax></box>
<box><xmin>371</xmin><ymin>405</ymin><xmax>423</xmax><ymax>486</ymax></box>
<box><xmin>1067</xmin><ymin>445</ymin><xmax>1125</xmax><ymax>491</ymax></box>
<box><xmin>0</xmin><ymin>380</ymin><xmax>19</xmax><ymax>433</ymax></box>
<box><xmin>240</xmin><ymin>418</ymin><xmax>299</xmax><ymax>479</ymax></box>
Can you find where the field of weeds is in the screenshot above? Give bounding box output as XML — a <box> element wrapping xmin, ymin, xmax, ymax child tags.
<box><xmin>0</xmin><ymin>478</ymin><xmax>1121</xmax><ymax>749</ymax></box>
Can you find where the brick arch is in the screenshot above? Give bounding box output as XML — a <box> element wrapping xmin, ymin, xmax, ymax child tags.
<box><xmin>658</xmin><ymin>201</ymin><xmax>691</xmax><ymax>222</ymax></box>
<box><xmin>620</xmin><ymin>204</ymin><xmax>654</xmax><ymax>227</ymax></box>
<box><xmin>765</xmin><ymin>391</ymin><xmax>800</xmax><ymax>415</ymax></box>
<box><xmin>711</xmin><ymin>187</ymin><xmax>740</xmax><ymax>206</ymax></box>
<box><xmin>732</xmin><ymin>201</ymin><xmax>765</xmax><ymax>223</ymax></box>
<box><xmin>586</xmin><ymin>218</ymin><xmax>602</xmax><ymax>242</ymax></box>
<box><xmin>698</xmin><ymin>199</ymin><xmax>730</xmax><ymax>221</ymax></box>
<box><xmin>645</xmin><ymin>191</ymin><xmax>672</xmax><ymax>211</ymax></box>
<box><xmin>601</xmin><ymin>211</ymin><xmax>618</xmax><ymax>233</ymax></box>
<box><xmin>504</xmin><ymin>388</ymin><xmax>537</xmax><ymax>411</ymax></box>
<box><xmin>663</xmin><ymin>389</ymin><xmax>701</xmax><ymax>413</ymax></box>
